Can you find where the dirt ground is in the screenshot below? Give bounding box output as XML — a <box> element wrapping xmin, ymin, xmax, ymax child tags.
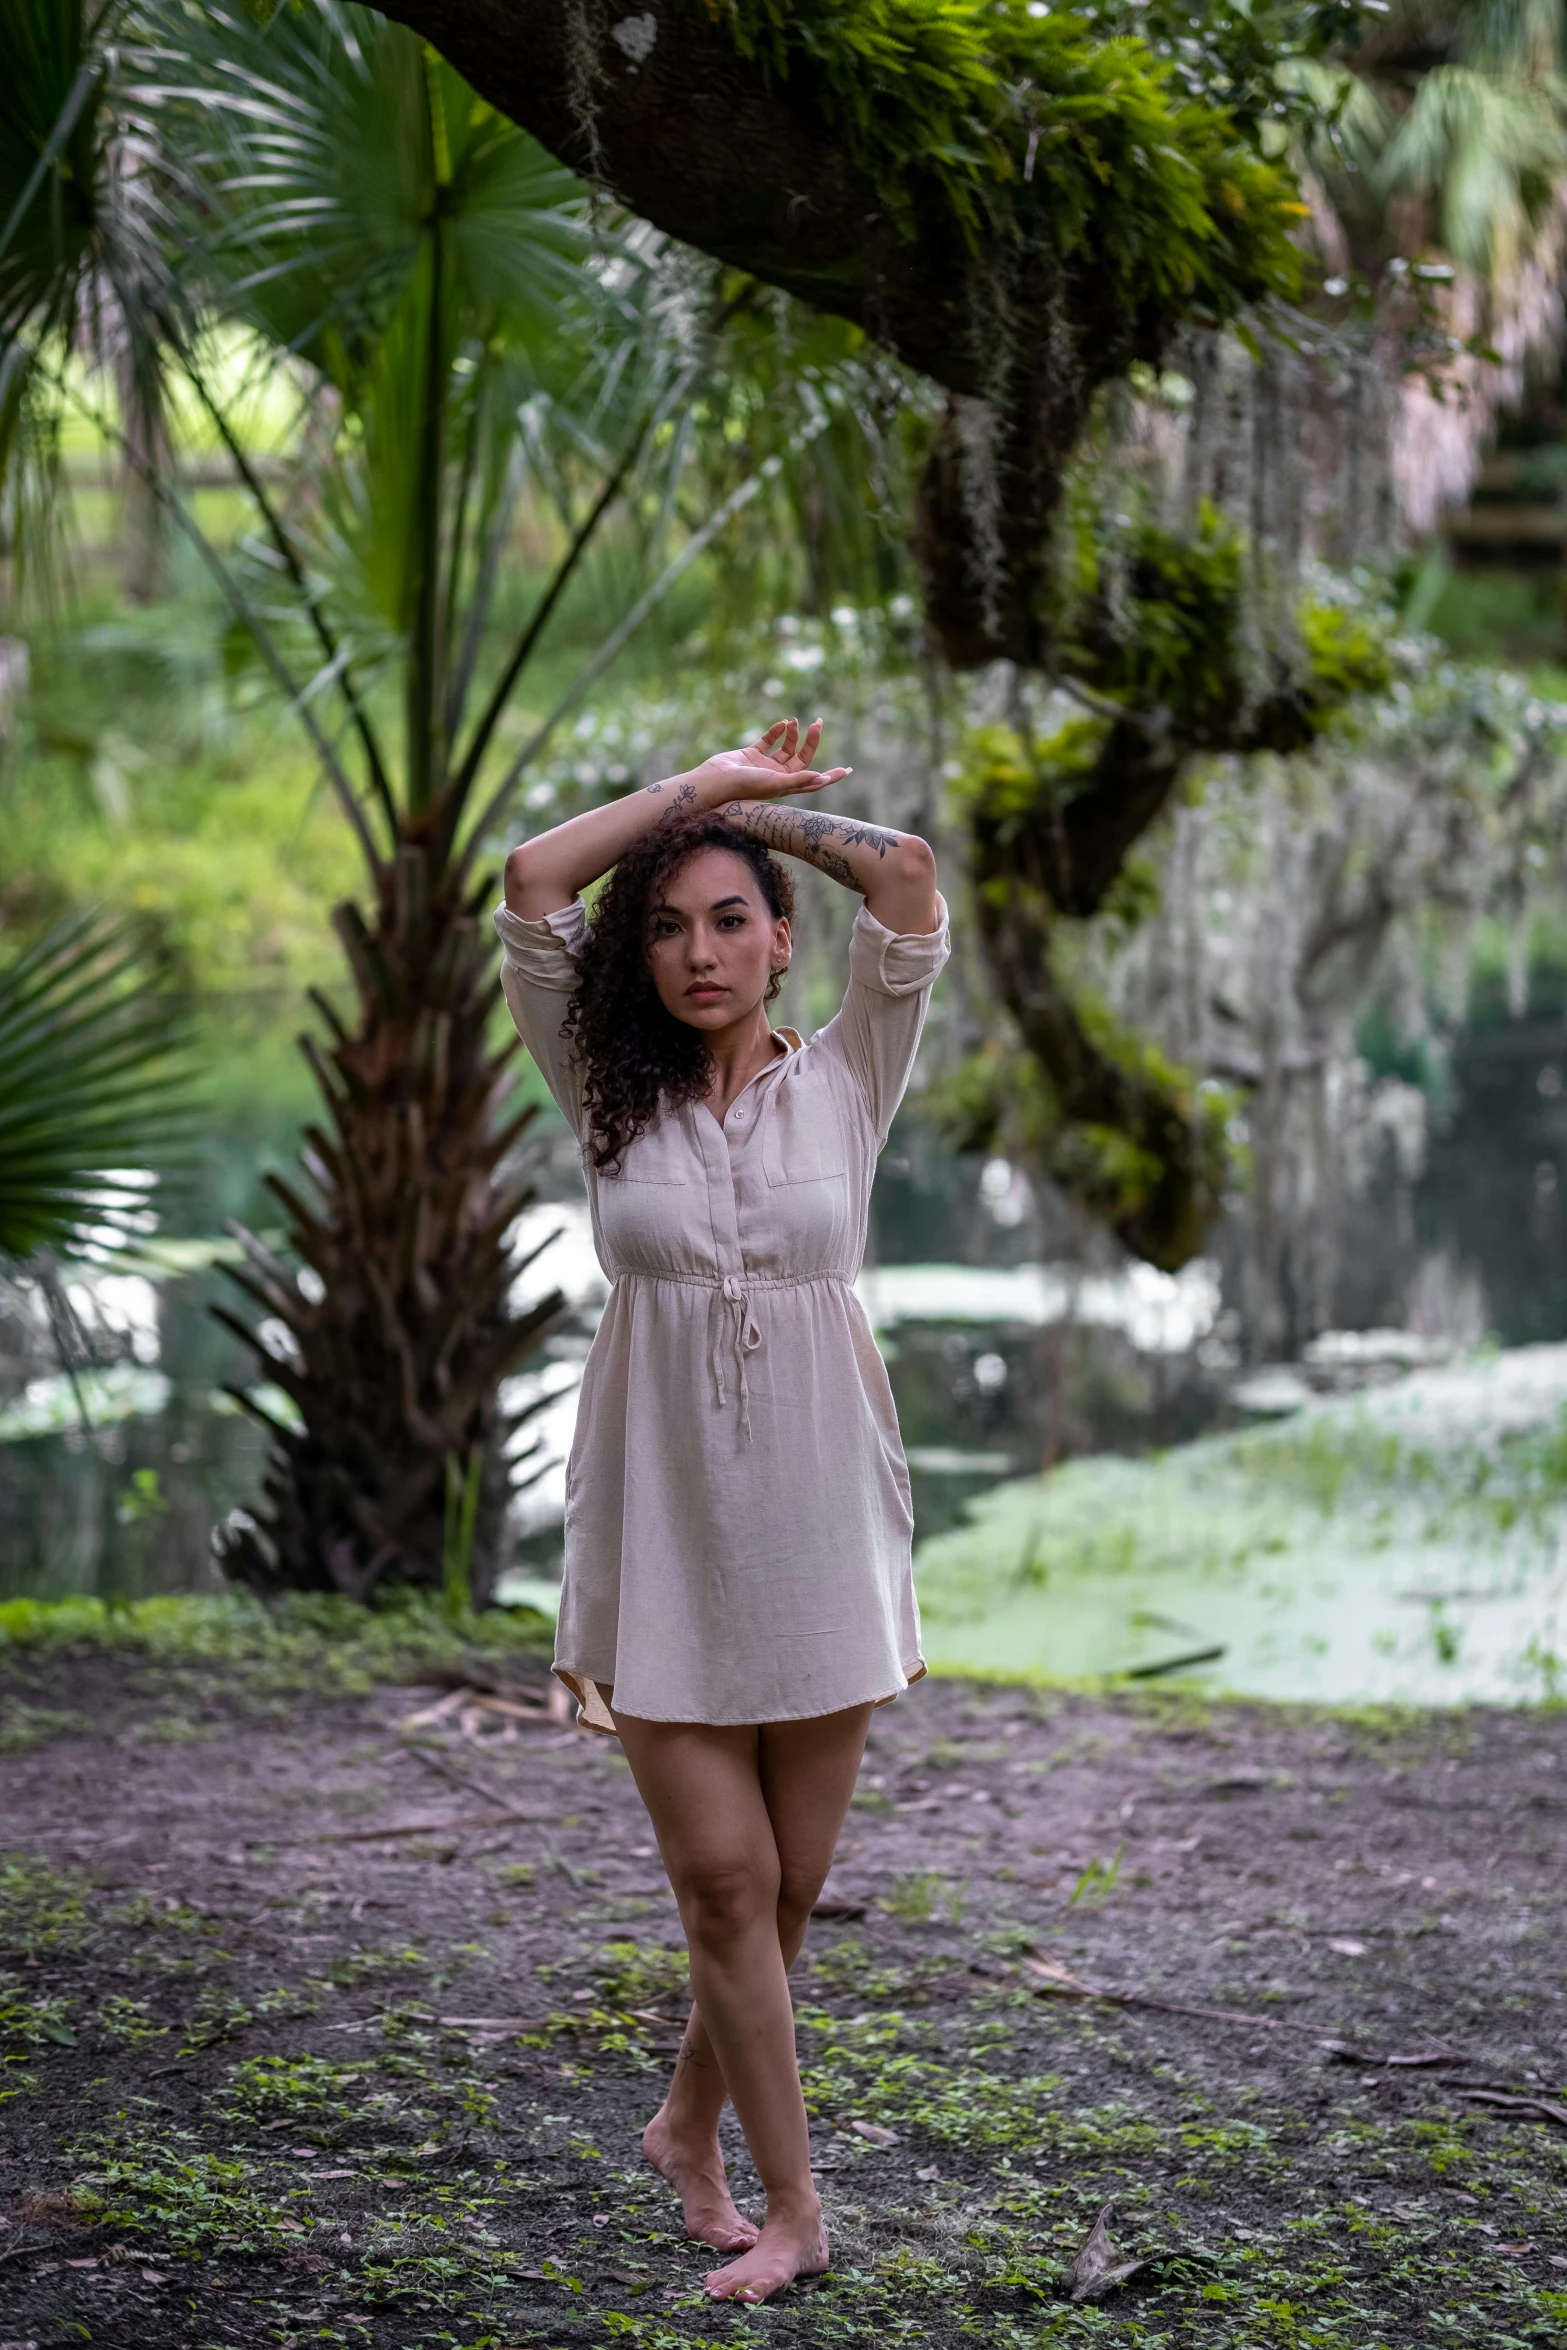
<box><xmin>1</xmin><ymin>1635</ymin><xmax>1565</xmax><ymax>2349</ymax></box>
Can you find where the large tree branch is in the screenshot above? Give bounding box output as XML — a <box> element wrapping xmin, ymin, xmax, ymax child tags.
<box><xmin>372</xmin><ymin>0</ymin><xmax>1283</xmax><ymax>669</ymax></box>
<box><xmin>374</xmin><ymin>0</ymin><xmax>982</xmax><ymax>392</ymax></box>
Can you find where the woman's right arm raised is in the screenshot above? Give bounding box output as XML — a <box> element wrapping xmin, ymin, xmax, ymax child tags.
<box><xmin>502</xmin><ymin>719</ymin><xmax>849</xmax><ymax>918</ymax></box>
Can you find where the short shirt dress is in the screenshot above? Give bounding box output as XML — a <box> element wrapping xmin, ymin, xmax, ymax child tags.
<box><xmin>493</xmin><ymin>889</ymin><xmax>951</xmax><ymax>1734</ymax></box>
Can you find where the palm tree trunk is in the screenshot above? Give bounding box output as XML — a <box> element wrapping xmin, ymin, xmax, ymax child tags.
<box><xmin>213</xmin><ymin>843</ymin><xmax>563</xmax><ymax>1603</ymax></box>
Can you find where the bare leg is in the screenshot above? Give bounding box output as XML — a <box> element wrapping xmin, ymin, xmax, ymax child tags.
<box><xmin>653</xmin><ymin>1708</ymin><xmax>871</xmax><ymax>2188</ymax></box>
<box><xmin>615</xmin><ymin>1703</ymin><xmax>872</xmax><ymax>2301</ymax></box>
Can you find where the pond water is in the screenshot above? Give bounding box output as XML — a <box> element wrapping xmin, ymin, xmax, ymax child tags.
<box><xmin>914</xmin><ymin>1345</ymin><xmax>1567</xmax><ymax>1706</ymax></box>
<box><xmin>5</xmin><ymin>988</ymin><xmax>1567</xmax><ymax>1710</ymax></box>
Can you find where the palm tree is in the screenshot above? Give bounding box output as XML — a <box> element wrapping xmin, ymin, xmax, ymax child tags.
<box><xmin>2</xmin><ymin>0</ymin><xmax>891</xmax><ymax>1600</ymax></box>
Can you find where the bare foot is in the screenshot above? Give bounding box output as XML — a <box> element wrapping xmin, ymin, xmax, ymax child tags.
<box><xmin>642</xmin><ymin>2107</ymin><xmax>759</xmax><ymax>2253</ymax></box>
<box><xmin>704</xmin><ymin>2204</ymin><xmax>828</xmax><ymax>2303</ymax></box>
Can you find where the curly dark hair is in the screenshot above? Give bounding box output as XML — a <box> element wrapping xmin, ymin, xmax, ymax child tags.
<box><xmin>563</xmin><ymin>811</ymin><xmax>796</xmax><ymax>1172</ymax></box>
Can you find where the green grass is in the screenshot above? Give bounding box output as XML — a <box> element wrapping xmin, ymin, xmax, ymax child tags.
<box><xmin>0</xmin><ymin>1588</ymin><xmax>552</xmax><ymax>1686</ymax></box>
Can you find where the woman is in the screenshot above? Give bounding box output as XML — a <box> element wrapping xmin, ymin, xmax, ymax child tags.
<box><xmin>496</xmin><ymin>717</ymin><xmax>947</xmax><ymax>2304</ymax></box>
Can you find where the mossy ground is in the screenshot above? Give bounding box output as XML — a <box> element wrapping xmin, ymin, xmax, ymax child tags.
<box><xmin>0</xmin><ymin>1618</ymin><xmax>1564</xmax><ymax>2347</ymax></box>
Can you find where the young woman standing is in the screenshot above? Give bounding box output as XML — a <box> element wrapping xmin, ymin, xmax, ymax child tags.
<box><xmin>496</xmin><ymin>718</ymin><xmax>947</xmax><ymax>2303</ymax></box>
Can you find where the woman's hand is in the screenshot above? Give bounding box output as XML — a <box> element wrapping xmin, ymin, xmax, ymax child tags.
<box><xmin>686</xmin><ymin>718</ymin><xmax>849</xmax><ymax>806</ymax></box>
<box><xmin>505</xmin><ymin>719</ymin><xmax>857</xmax><ymax>922</ymax></box>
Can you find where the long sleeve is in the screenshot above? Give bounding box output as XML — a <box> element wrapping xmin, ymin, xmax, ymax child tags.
<box><xmin>813</xmin><ymin>895</ymin><xmax>950</xmax><ymax>1145</ymax></box>
<box><xmin>494</xmin><ymin>896</ymin><xmax>589</xmax><ymax>1133</ymax></box>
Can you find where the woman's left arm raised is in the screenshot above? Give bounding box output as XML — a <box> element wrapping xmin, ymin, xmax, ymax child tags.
<box><xmin>719</xmin><ymin>792</ymin><xmax>940</xmax><ymax>936</ymax></box>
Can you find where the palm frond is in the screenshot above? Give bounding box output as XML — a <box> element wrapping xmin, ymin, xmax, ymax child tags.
<box><xmin>1378</xmin><ymin>63</ymin><xmax>1567</xmax><ymax>270</ymax></box>
<box><xmin>0</xmin><ymin>0</ymin><xmax>188</xmax><ymax>603</ymax></box>
<box><xmin>0</xmin><ymin>910</ymin><xmax>195</xmax><ymax>1264</ymax></box>
<box><xmin>135</xmin><ymin>3</ymin><xmax>591</xmax><ymax>392</ymax></box>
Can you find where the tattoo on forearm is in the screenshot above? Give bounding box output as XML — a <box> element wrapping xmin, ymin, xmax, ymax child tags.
<box><xmin>652</xmin><ymin>780</ymin><xmax>696</xmax><ymax>821</ymax></box>
<box><xmin>723</xmin><ymin>800</ymin><xmax>898</xmax><ymax>887</ymax></box>
<box><xmin>838</xmin><ymin>819</ymin><xmax>897</xmax><ymax>858</ymax></box>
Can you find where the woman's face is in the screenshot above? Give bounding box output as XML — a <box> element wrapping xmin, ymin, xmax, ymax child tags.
<box><xmin>646</xmin><ymin>848</ymin><xmax>790</xmax><ymax>1033</ymax></box>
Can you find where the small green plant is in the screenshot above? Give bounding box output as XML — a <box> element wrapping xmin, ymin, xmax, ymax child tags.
<box><xmin>1069</xmin><ymin>1847</ymin><xmax>1123</xmax><ymax>1906</ymax></box>
<box><xmin>880</xmin><ymin>1872</ymin><xmax>964</xmax><ymax>1923</ymax></box>
<box><xmin>223</xmin><ymin>2051</ymin><xmax>367</xmax><ymax>2121</ymax></box>
<box><xmin>1522</xmin><ymin>1635</ymin><xmax>1563</xmax><ymax>1699</ymax></box>
<box><xmin>0</xmin><ymin>1975</ymin><xmax>75</xmax><ymax>2097</ymax></box>
<box><xmin>0</xmin><ymin>1703</ymin><xmax>88</xmax><ymax>1753</ymax></box>
<box><xmin>540</xmin><ymin>1940</ymin><xmax>690</xmax><ymax>2014</ymax></box>
<box><xmin>0</xmin><ymin>1854</ymin><xmax>93</xmax><ymax>1957</ymax></box>
<box><xmin>1428</xmin><ymin>1602</ymin><xmax>1462</xmax><ymax>1666</ymax></box>
<box><xmin>96</xmin><ymin>1994</ymin><xmax>169</xmax><ymax>2044</ymax></box>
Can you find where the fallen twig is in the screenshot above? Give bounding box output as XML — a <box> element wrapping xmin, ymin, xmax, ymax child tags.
<box><xmin>1322</xmin><ymin>2040</ymin><xmax>1466</xmax><ymax>2069</ymax></box>
<box><xmin>436</xmin><ymin>2014</ymin><xmax>552</xmax><ymax>2033</ymax></box>
<box><xmin>251</xmin><ymin>1811</ymin><xmax>547</xmax><ymax>1848</ymax></box>
<box><xmin>408</xmin><ymin>1744</ymin><xmax>519</xmax><ymax>1811</ymax></box>
<box><xmin>1024</xmin><ymin>1954</ymin><xmax>1287</xmax><ymax>2031</ymax></box>
<box><xmin>1462</xmin><ymin>2087</ymin><xmax>1567</xmax><ymax>2128</ymax></box>
<box><xmin>399</xmin><ymin>1688</ymin><xmax>471</xmax><ymax>1729</ymax></box>
<box><xmin>543</xmin><ymin>1842</ymin><xmax>584</xmax><ymax>1887</ymax></box>
<box><xmin>1125</xmin><ymin>1644</ymin><xmax>1227</xmax><ymax>1681</ymax></box>
<box><xmin>1022</xmin><ymin>1955</ymin><xmax>1472</xmax><ymax>2060</ymax></box>
<box><xmin>401</xmin><ymin>1683</ymin><xmax>557</xmax><ymax>1748</ymax></box>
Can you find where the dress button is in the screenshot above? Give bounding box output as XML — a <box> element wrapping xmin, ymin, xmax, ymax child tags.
<box><xmin>732</xmin><ymin>1109</ymin><xmax>745</xmax><ymax>1122</ymax></box>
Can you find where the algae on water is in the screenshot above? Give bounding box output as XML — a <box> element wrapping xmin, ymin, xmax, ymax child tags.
<box><xmin>914</xmin><ymin>1343</ymin><xmax>1567</xmax><ymax>1704</ymax></box>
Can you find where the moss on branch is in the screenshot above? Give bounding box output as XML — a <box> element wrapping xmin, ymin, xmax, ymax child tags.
<box><xmin>704</xmin><ymin>0</ymin><xmax>1304</xmax><ymax>325</ymax></box>
<box><xmin>942</xmin><ymin>532</ymin><xmax>1391</xmax><ymax>1265</ymax></box>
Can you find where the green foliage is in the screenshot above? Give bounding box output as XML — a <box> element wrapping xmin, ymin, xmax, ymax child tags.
<box><xmin>71</xmin><ymin>2131</ymin><xmax>312</xmax><ymax>2255</ymax></box>
<box><xmin>879</xmin><ymin>1870</ymin><xmax>959</xmax><ymax>1922</ymax></box>
<box><xmin>1068</xmin><ymin>1845</ymin><xmax>1123</xmax><ymax>1905</ymax></box>
<box><xmin>1300</xmin><ymin>598</ymin><xmax>1395</xmax><ymax>710</ymax></box>
<box><xmin>935</xmin><ymin>510</ymin><xmax>1391</xmax><ymax>1262</ymax></box>
<box><xmin>0</xmin><ymin>908</ymin><xmax>195</xmax><ymax>1263</ymax></box>
<box><xmin>927</xmin><ymin>1009</ymin><xmax>1230</xmax><ymax>1238</ymax></box>
<box><xmin>1059</xmin><ymin>504</ymin><xmax>1392</xmax><ymax>726</ymax></box>
<box><xmin>223</xmin><ymin>2050</ymin><xmax>367</xmax><ymax>2122</ymax></box>
<box><xmin>0</xmin><ymin>0</ymin><xmax>167</xmax><ymax>596</ymax></box>
<box><xmin>705</xmin><ymin>0</ymin><xmax>1307</xmax><ymax>324</ymax></box>
<box><xmin>0</xmin><ymin>1853</ymin><xmax>91</xmax><ymax>1956</ymax></box>
<box><xmin>1068</xmin><ymin>503</ymin><xmax>1254</xmax><ymax>711</ymax></box>
<box><xmin>950</xmin><ymin>715</ymin><xmax>1104</xmax><ymax>832</ymax></box>
<box><xmin>0</xmin><ymin>1972</ymin><xmax>74</xmax><ymax>2097</ymax></box>
<box><xmin>531</xmin><ymin>1941</ymin><xmax>690</xmax><ymax>2069</ymax></box>
<box><xmin>0</xmin><ymin>1589</ymin><xmax>553</xmax><ymax>1693</ymax></box>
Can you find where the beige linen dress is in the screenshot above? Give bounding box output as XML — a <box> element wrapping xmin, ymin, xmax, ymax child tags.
<box><xmin>494</xmin><ymin>890</ymin><xmax>951</xmax><ymax>1733</ymax></box>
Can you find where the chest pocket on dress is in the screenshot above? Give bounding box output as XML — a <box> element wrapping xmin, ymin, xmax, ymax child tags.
<box><xmin>762</xmin><ymin>1081</ymin><xmax>848</xmax><ymax>1187</ymax></box>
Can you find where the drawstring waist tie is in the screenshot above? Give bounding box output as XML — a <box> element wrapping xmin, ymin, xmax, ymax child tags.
<box><xmin>614</xmin><ymin>1270</ymin><xmax>850</xmax><ymax>1446</ymax></box>
<box><xmin>712</xmin><ymin>1274</ymin><xmax>762</xmax><ymax>1440</ymax></box>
